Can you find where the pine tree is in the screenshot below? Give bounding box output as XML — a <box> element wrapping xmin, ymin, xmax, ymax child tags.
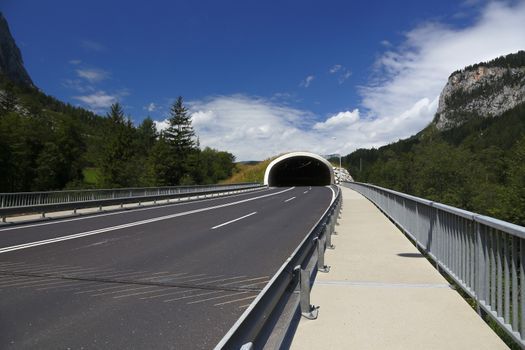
<box><xmin>162</xmin><ymin>96</ymin><xmax>197</xmax><ymax>184</ymax></box>
<box><xmin>98</xmin><ymin>102</ymin><xmax>136</xmax><ymax>187</ymax></box>
<box><xmin>164</xmin><ymin>96</ymin><xmax>196</xmax><ymax>152</ymax></box>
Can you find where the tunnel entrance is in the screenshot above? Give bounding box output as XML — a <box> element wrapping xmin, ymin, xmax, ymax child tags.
<box><xmin>264</xmin><ymin>152</ymin><xmax>334</xmax><ymax>186</ymax></box>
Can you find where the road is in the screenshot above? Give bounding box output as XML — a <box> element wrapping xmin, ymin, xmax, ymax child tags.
<box><xmin>0</xmin><ymin>186</ymin><xmax>334</xmax><ymax>349</ymax></box>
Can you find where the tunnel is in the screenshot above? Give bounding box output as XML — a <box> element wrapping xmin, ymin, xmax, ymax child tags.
<box><xmin>264</xmin><ymin>152</ymin><xmax>335</xmax><ymax>186</ymax></box>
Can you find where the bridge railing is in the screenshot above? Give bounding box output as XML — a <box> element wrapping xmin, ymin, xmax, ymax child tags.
<box><xmin>0</xmin><ymin>183</ymin><xmax>263</xmax><ymax>220</ymax></box>
<box><xmin>215</xmin><ymin>186</ymin><xmax>342</xmax><ymax>349</ymax></box>
<box><xmin>344</xmin><ymin>181</ymin><xmax>525</xmax><ymax>347</ymax></box>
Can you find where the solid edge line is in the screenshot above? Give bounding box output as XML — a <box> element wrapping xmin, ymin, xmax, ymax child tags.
<box><xmin>0</xmin><ymin>187</ymin><xmax>269</xmax><ymax>232</ymax></box>
<box><xmin>0</xmin><ymin>187</ymin><xmax>295</xmax><ymax>254</ymax></box>
<box><xmin>284</xmin><ymin>197</ymin><xmax>296</xmax><ymax>203</ymax></box>
<box><xmin>211</xmin><ymin>212</ymin><xmax>257</xmax><ymax>230</ymax></box>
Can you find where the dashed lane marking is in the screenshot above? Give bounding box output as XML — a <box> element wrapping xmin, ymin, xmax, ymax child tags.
<box><xmin>0</xmin><ymin>187</ymin><xmax>294</xmax><ymax>254</ymax></box>
<box><xmin>211</xmin><ymin>212</ymin><xmax>257</xmax><ymax>230</ymax></box>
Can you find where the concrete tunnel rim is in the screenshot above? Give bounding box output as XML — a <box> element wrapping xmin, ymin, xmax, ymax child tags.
<box><xmin>263</xmin><ymin>151</ymin><xmax>335</xmax><ymax>186</ymax></box>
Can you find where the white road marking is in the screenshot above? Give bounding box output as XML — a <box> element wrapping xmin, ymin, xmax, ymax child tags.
<box><xmin>0</xmin><ymin>187</ymin><xmax>295</xmax><ymax>254</ymax></box>
<box><xmin>239</xmin><ymin>279</ymin><xmax>270</xmax><ymax>288</ymax></box>
<box><xmin>284</xmin><ymin>197</ymin><xmax>296</xmax><ymax>203</ymax></box>
<box><xmin>220</xmin><ymin>276</ymin><xmax>268</xmax><ymax>287</ymax></box>
<box><xmin>187</xmin><ymin>291</ymin><xmax>248</xmax><ymax>305</ymax></box>
<box><xmin>194</xmin><ymin>275</ymin><xmax>247</xmax><ymax>285</ymax></box>
<box><xmin>91</xmin><ymin>285</ymin><xmax>156</xmax><ymax>296</ymax></box>
<box><xmin>164</xmin><ymin>290</ymin><xmax>222</xmax><ymax>302</ymax></box>
<box><xmin>0</xmin><ymin>277</ymin><xmax>49</xmax><ymax>287</ymax></box>
<box><xmin>113</xmin><ymin>287</ymin><xmax>174</xmax><ymax>299</ymax></box>
<box><xmin>214</xmin><ymin>295</ymin><xmax>256</xmax><ymax>306</ymax></box>
<box><xmin>211</xmin><ymin>212</ymin><xmax>257</xmax><ymax>230</ymax></box>
<box><xmin>140</xmin><ymin>288</ymin><xmax>189</xmax><ymax>300</ymax></box>
<box><xmin>303</xmin><ymin>191</ymin><xmax>308</xmax><ymax>194</ymax></box>
<box><xmin>0</xmin><ymin>187</ymin><xmax>269</xmax><ymax>232</ymax></box>
<box><xmin>327</xmin><ymin>185</ymin><xmax>337</xmax><ymax>205</ymax></box>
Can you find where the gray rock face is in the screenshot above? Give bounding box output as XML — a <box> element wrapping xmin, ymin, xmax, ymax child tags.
<box><xmin>434</xmin><ymin>65</ymin><xmax>525</xmax><ymax>130</ymax></box>
<box><xmin>0</xmin><ymin>12</ymin><xmax>34</xmax><ymax>87</ymax></box>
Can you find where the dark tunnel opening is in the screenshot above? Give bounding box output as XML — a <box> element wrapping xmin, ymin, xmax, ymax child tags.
<box><xmin>267</xmin><ymin>156</ymin><xmax>332</xmax><ymax>186</ymax></box>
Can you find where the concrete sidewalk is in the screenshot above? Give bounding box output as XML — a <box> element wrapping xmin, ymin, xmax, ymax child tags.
<box><xmin>290</xmin><ymin>187</ymin><xmax>508</xmax><ymax>350</ymax></box>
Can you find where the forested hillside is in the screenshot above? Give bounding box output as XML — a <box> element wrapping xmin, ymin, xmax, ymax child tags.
<box><xmin>344</xmin><ymin>52</ymin><xmax>525</xmax><ymax>226</ymax></box>
<box><xmin>0</xmin><ymin>75</ymin><xmax>236</xmax><ymax>192</ymax></box>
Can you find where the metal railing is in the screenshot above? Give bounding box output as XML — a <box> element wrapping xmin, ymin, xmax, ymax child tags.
<box><xmin>214</xmin><ymin>186</ymin><xmax>342</xmax><ymax>349</ymax></box>
<box><xmin>0</xmin><ymin>183</ymin><xmax>263</xmax><ymax>220</ymax></box>
<box><xmin>344</xmin><ymin>181</ymin><xmax>525</xmax><ymax>348</ymax></box>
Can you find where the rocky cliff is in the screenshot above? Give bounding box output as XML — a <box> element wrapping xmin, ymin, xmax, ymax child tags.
<box><xmin>434</xmin><ymin>51</ymin><xmax>525</xmax><ymax>130</ymax></box>
<box><xmin>0</xmin><ymin>12</ymin><xmax>34</xmax><ymax>87</ymax></box>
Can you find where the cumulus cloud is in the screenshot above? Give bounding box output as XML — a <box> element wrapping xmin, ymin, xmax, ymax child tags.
<box><xmin>313</xmin><ymin>109</ymin><xmax>360</xmax><ymax>130</ymax></box>
<box><xmin>76</xmin><ymin>68</ymin><xmax>109</xmax><ymax>83</ymax></box>
<box><xmin>74</xmin><ymin>91</ymin><xmax>118</xmax><ymax>110</ymax></box>
<box><xmin>361</xmin><ymin>0</ymin><xmax>525</xmax><ymax>129</ymax></box>
<box><xmin>155</xmin><ymin>1</ymin><xmax>525</xmax><ymax>161</ymax></box>
<box><xmin>300</xmin><ymin>75</ymin><xmax>315</xmax><ymax>88</ymax></box>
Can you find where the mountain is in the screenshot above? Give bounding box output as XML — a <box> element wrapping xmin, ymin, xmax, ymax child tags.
<box><xmin>343</xmin><ymin>51</ymin><xmax>525</xmax><ymax>226</ymax></box>
<box><xmin>434</xmin><ymin>51</ymin><xmax>525</xmax><ymax>130</ymax></box>
<box><xmin>0</xmin><ymin>13</ymin><xmax>236</xmax><ymax>193</ymax></box>
<box><xmin>0</xmin><ymin>12</ymin><xmax>34</xmax><ymax>87</ymax></box>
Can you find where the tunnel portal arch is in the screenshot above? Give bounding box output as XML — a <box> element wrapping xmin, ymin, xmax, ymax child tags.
<box><xmin>264</xmin><ymin>152</ymin><xmax>335</xmax><ymax>186</ymax></box>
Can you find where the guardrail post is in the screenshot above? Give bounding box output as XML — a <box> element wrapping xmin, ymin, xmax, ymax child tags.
<box><xmin>316</xmin><ymin>237</ymin><xmax>330</xmax><ymax>273</ymax></box>
<box><xmin>325</xmin><ymin>223</ymin><xmax>335</xmax><ymax>250</ymax></box>
<box><xmin>294</xmin><ymin>265</ymin><xmax>318</xmax><ymax>319</ymax></box>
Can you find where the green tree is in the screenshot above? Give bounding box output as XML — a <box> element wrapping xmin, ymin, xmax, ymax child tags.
<box><xmin>161</xmin><ymin>96</ymin><xmax>197</xmax><ymax>185</ymax></box>
<box><xmin>98</xmin><ymin>103</ymin><xmax>137</xmax><ymax>187</ymax></box>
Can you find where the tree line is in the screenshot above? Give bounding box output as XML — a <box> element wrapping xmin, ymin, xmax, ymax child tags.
<box><xmin>0</xmin><ymin>76</ymin><xmax>236</xmax><ymax>192</ymax></box>
<box><xmin>343</xmin><ymin>102</ymin><xmax>525</xmax><ymax>226</ymax></box>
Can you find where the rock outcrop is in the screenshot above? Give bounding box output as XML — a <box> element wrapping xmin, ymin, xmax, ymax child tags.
<box><xmin>0</xmin><ymin>12</ymin><xmax>34</xmax><ymax>87</ymax></box>
<box><xmin>434</xmin><ymin>52</ymin><xmax>525</xmax><ymax>130</ymax></box>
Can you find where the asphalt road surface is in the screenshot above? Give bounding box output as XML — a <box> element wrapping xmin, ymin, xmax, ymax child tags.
<box><xmin>0</xmin><ymin>186</ymin><xmax>334</xmax><ymax>349</ymax></box>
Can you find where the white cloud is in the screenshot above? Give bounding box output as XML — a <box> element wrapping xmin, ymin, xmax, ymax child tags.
<box><xmin>69</xmin><ymin>59</ymin><xmax>82</xmax><ymax>65</ymax></box>
<box><xmin>145</xmin><ymin>102</ymin><xmax>157</xmax><ymax>112</ymax></box>
<box><xmin>329</xmin><ymin>64</ymin><xmax>342</xmax><ymax>73</ymax></box>
<box><xmin>74</xmin><ymin>91</ymin><xmax>118</xmax><ymax>110</ymax></box>
<box><xmin>314</xmin><ymin>110</ymin><xmax>360</xmax><ymax>130</ymax></box>
<box><xmin>300</xmin><ymin>75</ymin><xmax>315</xmax><ymax>88</ymax></box>
<box><xmin>338</xmin><ymin>70</ymin><xmax>352</xmax><ymax>84</ymax></box>
<box><xmin>359</xmin><ymin>0</ymin><xmax>525</xmax><ymax>142</ymax></box>
<box><xmin>155</xmin><ymin>1</ymin><xmax>525</xmax><ymax>161</ymax></box>
<box><xmin>76</xmin><ymin>68</ymin><xmax>109</xmax><ymax>83</ymax></box>
<box><xmin>329</xmin><ymin>64</ymin><xmax>352</xmax><ymax>84</ymax></box>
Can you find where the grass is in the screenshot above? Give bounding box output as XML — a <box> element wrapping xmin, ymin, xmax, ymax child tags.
<box><xmin>220</xmin><ymin>158</ymin><xmax>274</xmax><ymax>184</ymax></box>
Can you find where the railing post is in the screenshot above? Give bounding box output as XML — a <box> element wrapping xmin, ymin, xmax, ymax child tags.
<box><xmin>315</xmin><ymin>237</ymin><xmax>330</xmax><ymax>273</ymax></box>
<box><xmin>325</xmin><ymin>223</ymin><xmax>335</xmax><ymax>250</ymax></box>
<box><xmin>294</xmin><ymin>265</ymin><xmax>318</xmax><ymax>319</ymax></box>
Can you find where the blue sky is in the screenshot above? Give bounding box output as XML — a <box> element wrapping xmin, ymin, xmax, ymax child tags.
<box><xmin>2</xmin><ymin>0</ymin><xmax>525</xmax><ymax>160</ymax></box>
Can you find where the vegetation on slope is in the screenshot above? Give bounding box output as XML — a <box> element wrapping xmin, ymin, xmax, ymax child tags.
<box><xmin>0</xmin><ymin>75</ymin><xmax>236</xmax><ymax>192</ymax></box>
<box><xmin>220</xmin><ymin>159</ymin><xmax>273</xmax><ymax>184</ymax></box>
<box><xmin>343</xmin><ymin>102</ymin><xmax>525</xmax><ymax>226</ymax></box>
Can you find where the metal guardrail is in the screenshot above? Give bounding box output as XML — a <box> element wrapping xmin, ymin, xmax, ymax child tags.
<box><xmin>344</xmin><ymin>181</ymin><xmax>525</xmax><ymax>348</ymax></box>
<box><xmin>0</xmin><ymin>183</ymin><xmax>263</xmax><ymax>221</ymax></box>
<box><xmin>215</xmin><ymin>186</ymin><xmax>342</xmax><ymax>349</ymax></box>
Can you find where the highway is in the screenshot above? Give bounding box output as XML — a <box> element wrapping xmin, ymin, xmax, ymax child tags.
<box><xmin>0</xmin><ymin>186</ymin><xmax>334</xmax><ymax>349</ymax></box>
